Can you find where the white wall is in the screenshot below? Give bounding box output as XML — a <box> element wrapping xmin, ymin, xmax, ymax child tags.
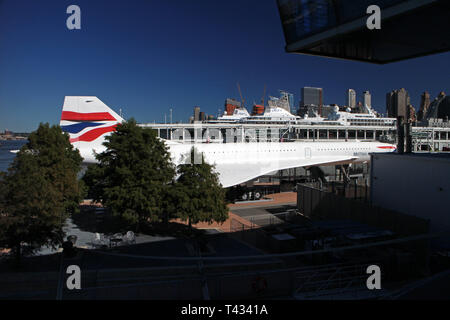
<box><xmin>371</xmin><ymin>154</ymin><xmax>450</xmax><ymax>234</ymax></box>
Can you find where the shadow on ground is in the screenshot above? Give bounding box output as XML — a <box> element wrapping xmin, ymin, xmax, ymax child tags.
<box><xmin>72</xmin><ymin>205</ymin><xmax>206</xmax><ymax>239</ymax></box>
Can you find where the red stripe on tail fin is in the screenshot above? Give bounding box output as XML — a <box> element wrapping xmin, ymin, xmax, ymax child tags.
<box><xmin>61</xmin><ymin>111</ymin><xmax>117</xmax><ymax>121</ymax></box>
<box><xmin>69</xmin><ymin>125</ymin><xmax>117</xmax><ymax>143</ymax></box>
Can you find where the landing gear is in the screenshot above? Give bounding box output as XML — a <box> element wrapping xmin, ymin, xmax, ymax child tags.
<box><xmin>308</xmin><ymin>166</ymin><xmax>326</xmax><ymax>184</ymax></box>
<box><xmin>241</xmin><ymin>191</ymin><xmax>262</xmax><ymax>201</ymax></box>
<box><xmin>340</xmin><ymin>164</ymin><xmax>351</xmax><ymax>185</ymax></box>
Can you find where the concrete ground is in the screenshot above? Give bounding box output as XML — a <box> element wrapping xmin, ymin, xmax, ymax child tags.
<box><xmin>173</xmin><ymin>192</ymin><xmax>298</xmax><ymax>232</ymax></box>
<box><xmin>229</xmin><ymin>192</ymin><xmax>298</xmax><ymax>228</ymax></box>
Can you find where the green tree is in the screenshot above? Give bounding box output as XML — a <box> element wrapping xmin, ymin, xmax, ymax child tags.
<box><xmin>0</xmin><ymin>123</ymin><xmax>83</xmax><ymax>262</ymax></box>
<box><xmin>173</xmin><ymin>147</ymin><xmax>228</xmax><ymax>229</ymax></box>
<box><xmin>83</xmin><ymin>119</ymin><xmax>175</xmax><ymax>228</ymax></box>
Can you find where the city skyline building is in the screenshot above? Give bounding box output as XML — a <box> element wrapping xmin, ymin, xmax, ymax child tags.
<box><xmin>386</xmin><ymin>88</ymin><xmax>411</xmax><ymax>120</ymax></box>
<box><xmin>423</xmin><ymin>92</ymin><xmax>450</xmax><ymax>126</ymax></box>
<box><xmin>347</xmin><ymin>89</ymin><xmax>356</xmax><ymax>109</ymax></box>
<box><xmin>408</xmin><ymin>104</ymin><xmax>417</xmax><ymax>123</ymax></box>
<box><xmin>193</xmin><ymin>106</ymin><xmax>201</xmax><ymax>122</ymax></box>
<box><xmin>418</xmin><ymin>91</ymin><xmax>431</xmax><ymax>121</ymax></box>
<box><xmin>363</xmin><ymin>91</ymin><xmax>372</xmax><ymax>108</ymax></box>
<box><xmin>300</xmin><ymin>87</ymin><xmax>323</xmax><ymax>116</ymax></box>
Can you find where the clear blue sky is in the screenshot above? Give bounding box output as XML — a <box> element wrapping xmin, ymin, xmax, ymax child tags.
<box><xmin>1</xmin><ymin>0</ymin><xmax>449</xmax><ymax>132</ymax></box>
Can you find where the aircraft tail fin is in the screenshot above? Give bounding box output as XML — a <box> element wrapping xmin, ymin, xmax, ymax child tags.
<box><xmin>60</xmin><ymin>96</ymin><xmax>124</xmax><ymax>144</ymax></box>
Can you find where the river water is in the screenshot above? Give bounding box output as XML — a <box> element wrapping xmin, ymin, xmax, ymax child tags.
<box><xmin>0</xmin><ymin>140</ymin><xmax>27</xmax><ymax>172</ymax></box>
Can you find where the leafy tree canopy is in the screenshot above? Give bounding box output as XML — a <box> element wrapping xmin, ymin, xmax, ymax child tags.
<box><xmin>0</xmin><ymin>123</ymin><xmax>83</xmax><ymax>260</ymax></box>
<box><xmin>173</xmin><ymin>147</ymin><xmax>228</xmax><ymax>227</ymax></box>
<box><xmin>83</xmin><ymin>119</ymin><xmax>175</xmax><ymax>227</ymax></box>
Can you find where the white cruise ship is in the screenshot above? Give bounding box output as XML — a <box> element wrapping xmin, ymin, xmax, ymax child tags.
<box><xmin>213</xmin><ymin>108</ymin><xmax>250</xmax><ymax>123</ymax></box>
<box><xmin>209</xmin><ymin>91</ymin><xmax>396</xmax><ymax>127</ymax></box>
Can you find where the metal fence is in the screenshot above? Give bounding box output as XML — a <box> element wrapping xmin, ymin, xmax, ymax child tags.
<box><xmin>301</xmin><ymin>180</ymin><xmax>371</xmax><ymax>202</ymax></box>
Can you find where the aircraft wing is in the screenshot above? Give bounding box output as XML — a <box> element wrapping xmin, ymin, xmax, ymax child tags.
<box><xmin>215</xmin><ymin>155</ymin><xmax>358</xmax><ymax>188</ymax></box>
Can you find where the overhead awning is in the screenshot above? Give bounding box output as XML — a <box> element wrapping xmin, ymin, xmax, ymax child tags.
<box><xmin>277</xmin><ymin>0</ymin><xmax>450</xmax><ymax>63</ymax></box>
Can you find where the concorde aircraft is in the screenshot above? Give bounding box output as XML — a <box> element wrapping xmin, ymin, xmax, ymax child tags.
<box><xmin>59</xmin><ymin>96</ymin><xmax>396</xmax><ymax>188</ymax></box>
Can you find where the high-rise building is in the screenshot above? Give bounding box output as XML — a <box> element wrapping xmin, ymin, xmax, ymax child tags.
<box><xmin>199</xmin><ymin>112</ymin><xmax>206</xmax><ymax>121</ymax></box>
<box><xmin>347</xmin><ymin>89</ymin><xmax>356</xmax><ymax>109</ymax></box>
<box><xmin>363</xmin><ymin>91</ymin><xmax>372</xmax><ymax>108</ymax></box>
<box><xmin>423</xmin><ymin>92</ymin><xmax>450</xmax><ymax>124</ymax></box>
<box><xmin>386</xmin><ymin>88</ymin><xmax>410</xmax><ymax>119</ymax></box>
<box><xmin>300</xmin><ymin>87</ymin><xmax>323</xmax><ymax>116</ymax></box>
<box><xmin>301</xmin><ymin>87</ymin><xmax>323</xmax><ymax>107</ymax></box>
<box><xmin>408</xmin><ymin>105</ymin><xmax>417</xmax><ymax>123</ymax></box>
<box><xmin>418</xmin><ymin>91</ymin><xmax>431</xmax><ymax>121</ymax></box>
<box><xmin>193</xmin><ymin>106</ymin><xmax>201</xmax><ymax>122</ymax></box>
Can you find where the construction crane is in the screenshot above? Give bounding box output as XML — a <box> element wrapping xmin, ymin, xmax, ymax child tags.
<box><xmin>237</xmin><ymin>82</ymin><xmax>246</xmax><ymax>108</ymax></box>
<box><xmin>261</xmin><ymin>84</ymin><xmax>267</xmax><ymax>107</ymax></box>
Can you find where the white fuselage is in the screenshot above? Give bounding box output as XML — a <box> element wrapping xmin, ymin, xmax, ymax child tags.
<box><xmin>76</xmin><ymin>140</ymin><xmax>395</xmax><ymax>188</ymax></box>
